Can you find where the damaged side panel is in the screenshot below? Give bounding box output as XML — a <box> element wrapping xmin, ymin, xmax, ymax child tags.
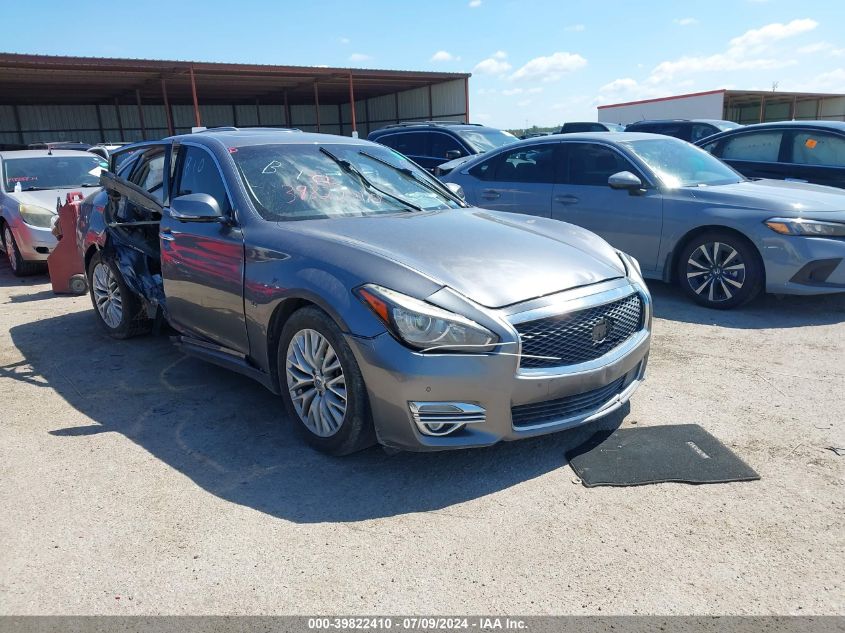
<box><xmin>99</xmin><ymin>171</ymin><xmax>169</xmax><ymax>319</ymax></box>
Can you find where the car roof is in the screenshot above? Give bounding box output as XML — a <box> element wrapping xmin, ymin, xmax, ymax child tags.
<box><xmin>716</xmin><ymin>120</ymin><xmax>845</xmax><ymax>131</ymax></box>
<box><xmin>156</xmin><ymin>128</ymin><xmax>378</xmax><ymax>149</ymax></box>
<box><xmin>0</xmin><ymin>149</ymin><xmax>98</xmax><ymax>159</ymax></box>
<box><xmin>518</xmin><ymin>131</ymin><xmax>661</xmax><ymax>143</ymax></box>
<box><xmin>369</xmin><ymin>123</ymin><xmax>495</xmax><ymax>135</ymax></box>
<box><xmin>627</xmin><ymin>119</ymin><xmax>734</xmax><ymax>125</ymax></box>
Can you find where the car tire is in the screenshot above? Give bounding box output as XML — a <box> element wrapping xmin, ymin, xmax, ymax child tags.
<box><xmin>277</xmin><ymin>306</ymin><xmax>376</xmax><ymax>455</ymax></box>
<box><xmin>677</xmin><ymin>231</ymin><xmax>762</xmax><ymax>309</ymax></box>
<box><xmin>87</xmin><ymin>251</ymin><xmax>152</xmax><ymax>339</ymax></box>
<box><xmin>2</xmin><ymin>223</ymin><xmax>42</xmax><ymax>276</ymax></box>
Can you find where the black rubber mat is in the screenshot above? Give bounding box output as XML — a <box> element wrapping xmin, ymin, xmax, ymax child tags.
<box><xmin>566</xmin><ymin>424</ymin><xmax>760</xmax><ymax>487</ymax></box>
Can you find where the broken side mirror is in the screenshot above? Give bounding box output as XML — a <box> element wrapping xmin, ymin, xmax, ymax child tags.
<box><xmin>169</xmin><ymin>193</ymin><xmax>224</xmax><ymax>222</ymax></box>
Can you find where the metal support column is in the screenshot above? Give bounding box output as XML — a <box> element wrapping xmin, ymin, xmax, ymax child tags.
<box><xmin>190</xmin><ymin>65</ymin><xmax>202</xmax><ymax>127</ymax></box>
<box><xmin>161</xmin><ymin>78</ymin><xmax>174</xmax><ymax>136</ymax></box>
<box><xmin>314</xmin><ymin>82</ymin><xmax>321</xmax><ymax>132</ymax></box>
<box><xmin>348</xmin><ymin>72</ymin><xmax>357</xmax><ymax>135</ymax></box>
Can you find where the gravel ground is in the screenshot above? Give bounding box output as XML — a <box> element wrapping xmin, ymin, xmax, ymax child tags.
<box><xmin>0</xmin><ymin>264</ymin><xmax>843</xmax><ymax>615</ymax></box>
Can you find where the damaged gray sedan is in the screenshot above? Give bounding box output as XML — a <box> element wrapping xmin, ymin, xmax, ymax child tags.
<box><xmin>77</xmin><ymin>128</ymin><xmax>651</xmax><ymax>454</ymax></box>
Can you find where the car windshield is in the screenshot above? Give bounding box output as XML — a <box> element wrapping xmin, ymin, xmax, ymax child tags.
<box><xmin>3</xmin><ymin>155</ymin><xmax>107</xmax><ymax>192</ymax></box>
<box><xmin>457</xmin><ymin>129</ymin><xmax>518</xmax><ymax>153</ymax></box>
<box><xmin>624</xmin><ymin>138</ymin><xmax>744</xmax><ymax>187</ymax></box>
<box><xmin>232</xmin><ymin>143</ymin><xmax>462</xmax><ymax>221</ymax></box>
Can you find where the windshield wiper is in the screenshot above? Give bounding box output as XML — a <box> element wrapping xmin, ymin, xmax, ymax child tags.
<box><xmin>357</xmin><ymin>150</ymin><xmax>466</xmax><ymax>206</ymax></box>
<box><xmin>319</xmin><ymin>147</ymin><xmax>422</xmax><ymax>212</ymax></box>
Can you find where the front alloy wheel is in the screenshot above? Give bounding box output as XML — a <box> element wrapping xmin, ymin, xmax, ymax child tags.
<box><xmin>285</xmin><ymin>329</ymin><xmax>347</xmax><ymax>437</ymax></box>
<box><xmin>277</xmin><ymin>306</ymin><xmax>375</xmax><ymax>455</ymax></box>
<box><xmin>92</xmin><ymin>261</ymin><xmax>124</xmax><ymax>329</ymax></box>
<box><xmin>679</xmin><ymin>232</ymin><xmax>762</xmax><ymax>309</ymax></box>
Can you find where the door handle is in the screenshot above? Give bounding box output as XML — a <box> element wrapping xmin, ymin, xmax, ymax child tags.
<box><xmin>481</xmin><ymin>189</ymin><xmax>501</xmax><ymax>200</ymax></box>
<box><xmin>159</xmin><ymin>227</ymin><xmax>175</xmax><ymax>242</ymax></box>
<box><xmin>554</xmin><ymin>194</ymin><xmax>579</xmax><ymax>205</ymax></box>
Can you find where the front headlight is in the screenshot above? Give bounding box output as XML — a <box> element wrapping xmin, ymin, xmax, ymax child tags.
<box><xmin>356</xmin><ymin>284</ymin><xmax>499</xmax><ymax>353</ymax></box>
<box><xmin>765</xmin><ymin>217</ymin><xmax>845</xmax><ymax>237</ymax></box>
<box><xmin>19</xmin><ymin>204</ymin><xmax>55</xmax><ymax>228</ymax></box>
<box><xmin>617</xmin><ymin>250</ymin><xmax>643</xmax><ymax>281</ymax></box>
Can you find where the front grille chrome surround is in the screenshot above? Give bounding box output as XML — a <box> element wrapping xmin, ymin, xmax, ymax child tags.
<box><xmin>514</xmin><ymin>292</ymin><xmax>644</xmax><ymax>370</ymax></box>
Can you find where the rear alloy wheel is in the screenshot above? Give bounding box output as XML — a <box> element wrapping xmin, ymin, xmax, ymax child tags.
<box><xmin>278</xmin><ymin>306</ymin><xmax>375</xmax><ymax>455</ymax></box>
<box><xmin>678</xmin><ymin>232</ymin><xmax>762</xmax><ymax>309</ymax></box>
<box><xmin>87</xmin><ymin>251</ymin><xmax>151</xmax><ymax>339</ymax></box>
<box><xmin>2</xmin><ymin>224</ymin><xmax>42</xmax><ymax>276</ymax></box>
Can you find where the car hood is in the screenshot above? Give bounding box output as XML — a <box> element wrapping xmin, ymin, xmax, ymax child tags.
<box><xmin>6</xmin><ymin>188</ymin><xmax>93</xmax><ymax>213</ymax></box>
<box><xmin>684</xmin><ymin>179</ymin><xmax>845</xmax><ymax>216</ymax></box>
<box><xmin>282</xmin><ymin>208</ymin><xmax>626</xmax><ymax>309</ymax></box>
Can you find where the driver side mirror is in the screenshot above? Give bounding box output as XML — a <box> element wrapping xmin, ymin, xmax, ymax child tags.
<box><xmin>445</xmin><ymin>149</ymin><xmax>463</xmax><ymax>160</ymax></box>
<box><xmin>444</xmin><ymin>182</ymin><xmax>466</xmax><ymax>200</ymax></box>
<box><xmin>608</xmin><ymin>171</ymin><xmax>644</xmax><ymax>194</ymax></box>
<box><xmin>170</xmin><ymin>193</ymin><xmax>224</xmax><ymax>222</ymax></box>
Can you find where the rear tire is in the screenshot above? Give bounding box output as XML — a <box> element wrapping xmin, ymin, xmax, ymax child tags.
<box><xmin>87</xmin><ymin>251</ymin><xmax>151</xmax><ymax>339</ymax></box>
<box><xmin>677</xmin><ymin>231</ymin><xmax>762</xmax><ymax>309</ymax></box>
<box><xmin>277</xmin><ymin>306</ymin><xmax>375</xmax><ymax>455</ymax></box>
<box><xmin>2</xmin><ymin>223</ymin><xmax>42</xmax><ymax>276</ymax></box>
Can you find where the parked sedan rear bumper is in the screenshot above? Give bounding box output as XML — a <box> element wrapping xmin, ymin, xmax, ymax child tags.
<box><xmin>345</xmin><ymin>308</ymin><xmax>651</xmax><ymax>452</ymax></box>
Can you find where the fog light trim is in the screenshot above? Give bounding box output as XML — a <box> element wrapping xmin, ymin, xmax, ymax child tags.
<box><xmin>408</xmin><ymin>401</ymin><xmax>486</xmax><ymax>437</ymax></box>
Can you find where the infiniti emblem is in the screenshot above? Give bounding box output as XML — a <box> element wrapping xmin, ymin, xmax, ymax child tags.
<box><xmin>591</xmin><ymin>318</ymin><xmax>611</xmax><ymax>344</ymax></box>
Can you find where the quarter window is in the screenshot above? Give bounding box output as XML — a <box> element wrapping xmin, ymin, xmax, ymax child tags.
<box><xmin>790</xmin><ymin>132</ymin><xmax>845</xmax><ymax>167</ymax></box>
<box><xmin>430</xmin><ymin>133</ymin><xmax>464</xmax><ymax>159</ymax></box>
<box><xmin>175</xmin><ymin>146</ymin><xmax>231</xmax><ymax>214</ymax></box>
<box><xmin>721</xmin><ymin>131</ymin><xmax>783</xmax><ymax>162</ymax></box>
<box><xmin>377</xmin><ymin>133</ymin><xmax>427</xmax><ymax>157</ymax></box>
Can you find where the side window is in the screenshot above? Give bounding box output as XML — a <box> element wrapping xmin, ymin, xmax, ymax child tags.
<box><xmin>430</xmin><ymin>133</ymin><xmax>464</xmax><ymax>159</ymax></box>
<box><xmin>790</xmin><ymin>131</ymin><xmax>845</xmax><ymax>167</ymax></box>
<box><xmin>700</xmin><ymin>139</ymin><xmax>720</xmax><ymax>155</ymax></box>
<box><xmin>468</xmin><ymin>155</ymin><xmax>499</xmax><ymax>181</ymax></box>
<box><xmin>691</xmin><ymin>124</ymin><xmax>717</xmax><ymax>143</ymax></box>
<box><xmin>566</xmin><ymin>144</ymin><xmax>639</xmax><ymax>186</ymax></box>
<box><xmin>492</xmin><ymin>144</ymin><xmax>558</xmax><ymax>183</ymax></box>
<box><xmin>175</xmin><ymin>146</ymin><xmax>231</xmax><ymax>214</ymax></box>
<box><xmin>130</xmin><ymin>150</ymin><xmax>166</xmax><ymax>200</ymax></box>
<box><xmin>721</xmin><ymin>131</ymin><xmax>783</xmax><ymax>162</ymax></box>
<box><xmin>380</xmin><ymin>133</ymin><xmax>427</xmax><ymax>157</ymax></box>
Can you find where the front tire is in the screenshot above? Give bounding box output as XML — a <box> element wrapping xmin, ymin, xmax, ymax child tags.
<box><xmin>87</xmin><ymin>251</ymin><xmax>151</xmax><ymax>339</ymax></box>
<box><xmin>677</xmin><ymin>231</ymin><xmax>762</xmax><ymax>309</ymax></box>
<box><xmin>278</xmin><ymin>306</ymin><xmax>375</xmax><ymax>455</ymax></box>
<box><xmin>2</xmin><ymin>223</ymin><xmax>42</xmax><ymax>276</ymax></box>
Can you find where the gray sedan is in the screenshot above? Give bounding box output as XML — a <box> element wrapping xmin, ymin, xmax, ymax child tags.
<box><xmin>0</xmin><ymin>149</ymin><xmax>106</xmax><ymax>275</ymax></box>
<box><xmin>442</xmin><ymin>132</ymin><xmax>845</xmax><ymax>308</ymax></box>
<box><xmin>78</xmin><ymin>129</ymin><xmax>651</xmax><ymax>454</ymax></box>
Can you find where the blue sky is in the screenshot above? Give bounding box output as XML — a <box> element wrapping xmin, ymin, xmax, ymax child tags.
<box><xmin>7</xmin><ymin>0</ymin><xmax>845</xmax><ymax>129</ymax></box>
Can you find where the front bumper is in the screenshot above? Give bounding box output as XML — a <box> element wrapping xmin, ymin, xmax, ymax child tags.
<box><xmin>4</xmin><ymin>218</ymin><xmax>56</xmax><ymax>262</ymax></box>
<box><xmin>762</xmin><ymin>234</ymin><xmax>845</xmax><ymax>295</ymax></box>
<box><xmin>346</xmin><ymin>280</ymin><xmax>651</xmax><ymax>451</ymax></box>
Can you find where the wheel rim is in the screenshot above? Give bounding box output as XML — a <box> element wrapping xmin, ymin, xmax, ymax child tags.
<box><xmin>285</xmin><ymin>329</ymin><xmax>347</xmax><ymax>438</ymax></box>
<box><xmin>4</xmin><ymin>227</ymin><xmax>17</xmax><ymax>272</ymax></box>
<box><xmin>686</xmin><ymin>241</ymin><xmax>746</xmax><ymax>303</ymax></box>
<box><xmin>92</xmin><ymin>262</ymin><xmax>123</xmax><ymax>329</ymax></box>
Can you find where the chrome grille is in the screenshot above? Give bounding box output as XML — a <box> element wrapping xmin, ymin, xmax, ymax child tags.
<box><xmin>515</xmin><ymin>293</ymin><xmax>643</xmax><ymax>369</ymax></box>
<box><xmin>511</xmin><ymin>373</ymin><xmax>629</xmax><ymax>429</ymax></box>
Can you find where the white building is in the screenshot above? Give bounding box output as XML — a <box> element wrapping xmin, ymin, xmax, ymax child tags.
<box><xmin>598</xmin><ymin>89</ymin><xmax>845</xmax><ymax>126</ymax></box>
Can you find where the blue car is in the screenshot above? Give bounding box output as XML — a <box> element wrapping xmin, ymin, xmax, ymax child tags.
<box><xmin>442</xmin><ymin>132</ymin><xmax>845</xmax><ymax>309</ymax></box>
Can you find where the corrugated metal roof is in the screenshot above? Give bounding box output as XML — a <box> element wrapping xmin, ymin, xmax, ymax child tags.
<box><xmin>0</xmin><ymin>52</ymin><xmax>471</xmax><ymax>106</ymax></box>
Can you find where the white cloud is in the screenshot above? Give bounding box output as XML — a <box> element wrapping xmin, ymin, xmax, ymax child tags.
<box><xmin>565</xmin><ymin>24</ymin><xmax>586</xmax><ymax>32</ymax></box>
<box><xmin>789</xmin><ymin>68</ymin><xmax>845</xmax><ymax>93</ymax></box>
<box><xmin>517</xmin><ymin>99</ymin><xmax>532</xmax><ymax>107</ymax></box>
<box><xmin>509</xmin><ymin>52</ymin><xmax>587</xmax><ymax>82</ymax></box>
<box><xmin>502</xmin><ymin>88</ymin><xmax>523</xmax><ymax>96</ymax></box>
<box><xmin>476</xmin><ymin>88</ymin><xmax>497</xmax><ymax>95</ymax></box>
<box><xmin>339</xmin><ymin>37</ymin><xmax>350</xmax><ymax>45</ymax></box>
<box><xmin>674</xmin><ymin>17</ymin><xmax>698</xmax><ymax>26</ymax></box>
<box><xmin>474</xmin><ymin>52</ymin><xmax>512</xmax><ymax>75</ymax></box>
<box><xmin>649</xmin><ymin>19</ymin><xmax>817</xmax><ymax>82</ymax></box>
<box><xmin>798</xmin><ymin>41</ymin><xmax>845</xmax><ymax>56</ymax></box>
<box><xmin>527</xmin><ymin>87</ymin><xmax>544</xmax><ymax>94</ymax></box>
<box><xmin>430</xmin><ymin>50</ymin><xmax>457</xmax><ymax>62</ymax></box>
<box><xmin>729</xmin><ymin>18</ymin><xmax>817</xmax><ymax>53</ymax></box>
<box><xmin>599</xmin><ymin>77</ymin><xmax>639</xmax><ymax>93</ymax></box>
<box><xmin>349</xmin><ymin>53</ymin><xmax>372</xmax><ymax>62</ymax></box>
<box><xmin>468</xmin><ymin>0</ymin><xmax>481</xmax><ymax>7</ymax></box>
